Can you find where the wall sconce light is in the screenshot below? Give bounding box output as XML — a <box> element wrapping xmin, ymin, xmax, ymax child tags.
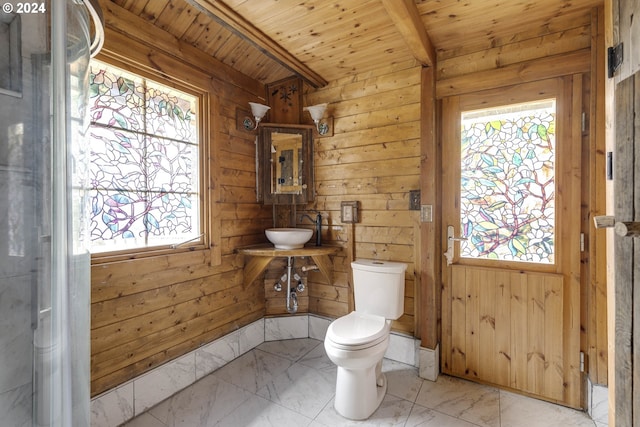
<box><xmin>304</xmin><ymin>103</ymin><xmax>329</xmax><ymax>135</ymax></box>
<box><xmin>245</xmin><ymin>102</ymin><xmax>270</xmax><ymax>131</ymax></box>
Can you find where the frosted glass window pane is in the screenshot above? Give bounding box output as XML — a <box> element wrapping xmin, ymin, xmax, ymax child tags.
<box><xmin>145</xmin><ymin>80</ymin><xmax>198</xmax><ymax>142</ymax></box>
<box><xmin>88</xmin><ymin>60</ymin><xmax>200</xmax><ymax>253</ymax></box>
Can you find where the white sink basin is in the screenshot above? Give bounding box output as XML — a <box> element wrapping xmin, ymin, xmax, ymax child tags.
<box><xmin>265</xmin><ymin>228</ymin><xmax>313</xmax><ymax>249</ymax></box>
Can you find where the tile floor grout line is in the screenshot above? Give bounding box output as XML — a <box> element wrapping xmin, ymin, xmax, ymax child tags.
<box><xmin>119</xmin><ymin>339</ymin><xmax>599</xmax><ymax>427</ymax></box>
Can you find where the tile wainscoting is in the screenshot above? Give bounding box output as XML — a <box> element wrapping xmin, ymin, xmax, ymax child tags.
<box><xmin>90</xmin><ymin>318</ymin><xmax>266</xmax><ymax>427</ymax></box>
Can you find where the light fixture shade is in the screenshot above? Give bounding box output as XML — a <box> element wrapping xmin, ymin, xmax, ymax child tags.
<box><xmin>249</xmin><ymin>102</ymin><xmax>270</xmax><ymax>120</ymax></box>
<box><xmin>304</xmin><ymin>103</ymin><xmax>327</xmax><ymax>121</ymax></box>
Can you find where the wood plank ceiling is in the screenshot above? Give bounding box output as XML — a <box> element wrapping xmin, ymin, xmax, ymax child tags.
<box><xmin>105</xmin><ymin>0</ymin><xmax>604</xmax><ymax>88</ymax></box>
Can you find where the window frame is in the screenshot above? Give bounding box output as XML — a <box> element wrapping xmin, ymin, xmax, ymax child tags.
<box><xmin>88</xmin><ymin>55</ymin><xmax>211</xmax><ymax>263</ymax></box>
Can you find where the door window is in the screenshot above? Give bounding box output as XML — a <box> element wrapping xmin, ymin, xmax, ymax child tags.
<box><xmin>459</xmin><ymin>100</ymin><xmax>556</xmax><ymax>264</ymax></box>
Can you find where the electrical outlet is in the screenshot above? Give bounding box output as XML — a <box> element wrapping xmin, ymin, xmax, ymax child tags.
<box><xmin>341</xmin><ymin>201</ymin><xmax>359</xmax><ymax>223</ymax></box>
<box><xmin>342</xmin><ymin>205</ymin><xmax>353</xmax><ymax>222</ymax></box>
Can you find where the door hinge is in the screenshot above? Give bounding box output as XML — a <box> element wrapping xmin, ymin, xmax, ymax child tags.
<box><xmin>580</xmin><ymin>233</ymin><xmax>585</xmax><ymax>252</ymax></box>
<box><xmin>581</xmin><ymin>112</ymin><xmax>586</xmax><ymax>133</ymax></box>
<box><xmin>608</xmin><ymin>43</ymin><xmax>623</xmax><ymax>78</ymax></box>
<box><xmin>580</xmin><ymin>351</ymin><xmax>586</xmax><ymax>373</ymax></box>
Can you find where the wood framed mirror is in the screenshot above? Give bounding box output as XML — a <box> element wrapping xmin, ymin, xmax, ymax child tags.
<box><xmin>257</xmin><ymin>124</ymin><xmax>314</xmax><ymax>204</ymax></box>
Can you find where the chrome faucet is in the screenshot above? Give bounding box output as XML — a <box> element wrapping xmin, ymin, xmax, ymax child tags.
<box><xmin>300</xmin><ymin>212</ymin><xmax>322</xmax><ymax>246</ymax></box>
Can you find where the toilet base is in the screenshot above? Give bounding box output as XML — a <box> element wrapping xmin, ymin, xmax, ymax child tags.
<box><xmin>334</xmin><ymin>359</ymin><xmax>386</xmax><ymax>420</ymax></box>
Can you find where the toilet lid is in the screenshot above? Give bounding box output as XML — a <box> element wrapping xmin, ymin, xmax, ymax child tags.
<box><xmin>326</xmin><ymin>311</ymin><xmax>389</xmax><ymax>346</ymax></box>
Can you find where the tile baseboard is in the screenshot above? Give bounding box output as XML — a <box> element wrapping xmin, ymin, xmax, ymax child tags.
<box><xmin>90</xmin><ymin>318</ymin><xmax>266</xmax><ymax>427</ymax></box>
<box><xmin>91</xmin><ymin>314</ymin><xmax>425</xmax><ymax>427</ymax></box>
<box><xmin>587</xmin><ymin>378</ymin><xmax>608</xmax><ymax>425</ymax></box>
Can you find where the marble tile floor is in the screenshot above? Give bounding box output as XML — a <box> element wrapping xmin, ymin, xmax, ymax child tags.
<box><xmin>122</xmin><ymin>338</ymin><xmax>597</xmax><ymax>427</ymax></box>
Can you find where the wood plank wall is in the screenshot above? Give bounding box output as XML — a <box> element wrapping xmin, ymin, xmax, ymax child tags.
<box><xmin>612</xmin><ymin>68</ymin><xmax>637</xmax><ymax>427</ymax></box>
<box><xmin>610</xmin><ymin>0</ymin><xmax>640</xmax><ymax>423</ymax></box>
<box><xmin>91</xmin><ymin>1</ymin><xmax>608</xmax><ymax>399</ymax></box>
<box><xmin>90</xmin><ymin>2</ymin><xmax>271</xmax><ymax>397</ymax></box>
<box><xmin>302</xmin><ymin>61</ymin><xmax>423</xmax><ymax>335</ymax></box>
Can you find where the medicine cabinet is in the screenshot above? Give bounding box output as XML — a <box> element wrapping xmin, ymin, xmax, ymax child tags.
<box><xmin>257</xmin><ymin>124</ymin><xmax>314</xmax><ymax>204</ymax></box>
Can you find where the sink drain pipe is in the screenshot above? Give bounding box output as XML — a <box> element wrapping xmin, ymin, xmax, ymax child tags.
<box><xmin>286</xmin><ymin>256</ymin><xmax>298</xmax><ymax>314</ymax></box>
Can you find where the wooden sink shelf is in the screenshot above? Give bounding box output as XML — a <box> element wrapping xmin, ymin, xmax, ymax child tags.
<box><xmin>237</xmin><ymin>244</ymin><xmax>339</xmax><ymax>286</ymax></box>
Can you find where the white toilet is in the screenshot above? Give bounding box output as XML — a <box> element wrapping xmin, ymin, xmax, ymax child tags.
<box><xmin>324</xmin><ymin>258</ymin><xmax>407</xmax><ymax>420</ymax></box>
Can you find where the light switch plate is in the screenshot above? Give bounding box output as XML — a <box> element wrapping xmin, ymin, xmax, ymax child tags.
<box><xmin>409</xmin><ymin>190</ymin><xmax>421</xmax><ymax>210</ymax></box>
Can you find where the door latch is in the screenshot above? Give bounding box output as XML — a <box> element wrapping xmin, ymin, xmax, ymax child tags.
<box><xmin>444</xmin><ymin>225</ymin><xmax>467</xmax><ymax>266</ymax></box>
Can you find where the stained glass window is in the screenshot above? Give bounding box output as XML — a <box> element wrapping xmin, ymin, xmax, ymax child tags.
<box><xmin>459</xmin><ymin>100</ymin><xmax>556</xmax><ymax>264</ymax></box>
<box><xmin>88</xmin><ymin>60</ymin><xmax>200</xmax><ymax>253</ymax></box>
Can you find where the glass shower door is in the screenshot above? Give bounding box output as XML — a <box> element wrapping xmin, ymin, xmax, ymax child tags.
<box><xmin>0</xmin><ymin>1</ymin><xmax>103</xmax><ymax>425</ymax></box>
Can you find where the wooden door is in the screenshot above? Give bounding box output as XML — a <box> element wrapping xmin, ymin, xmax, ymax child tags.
<box><xmin>441</xmin><ymin>77</ymin><xmax>583</xmax><ymax>408</ymax></box>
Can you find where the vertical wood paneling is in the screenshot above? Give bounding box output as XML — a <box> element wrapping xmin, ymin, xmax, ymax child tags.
<box><xmin>478</xmin><ymin>269</ymin><xmax>496</xmax><ymax>382</ymax></box>
<box><xmin>544</xmin><ymin>276</ymin><xmax>564</xmax><ymax>401</ymax></box>
<box><xmin>580</xmin><ymin>7</ymin><xmax>610</xmax><ymax>392</ymax></box>
<box><xmin>613</xmin><ymin>72</ymin><xmax>635</xmax><ymax>427</ymax></box>
<box><xmin>447</xmin><ymin>266</ymin><xmax>567</xmax><ymax>403</ymax></box>
<box><xmin>527</xmin><ymin>274</ymin><xmax>545</xmax><ymax>396</ymax></box>
<box><xmin>465</xmin><ymin>269</ymin><xmax>479</xmax><ymax>379</ymax></box>
<box><xmin>495</xmin><ymin>271</ymin><xmax>511</xmax><ymax>387</ymax></box>
<box><xmin>419</xmin><ymin>66</ymin><xmax>440</xmax><ymax>349</ymax></box>
<box><xmin>510</xmin><ymin>271</ymin><xmax>528</xmax><ymax>391</ymax></box>
<box><xmin>451</xmin><ymin>266</ymin><xmax>466</xmax><ymax>375</ymax></box>
<box><xmin>440</xmin><ymin>94</ymin><xmax>460</xmax><ymax>374</ymax></box>
<box><xmin>563</xmin><ymin>74</ymin><xmax>585</xmax><ymax>408</ymax></box>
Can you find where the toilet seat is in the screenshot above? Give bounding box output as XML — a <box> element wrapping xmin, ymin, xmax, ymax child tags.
<box><xmin>326</xmin><ymin>311</ymin><xmax>390</xmax><ymax>350</ymax></box>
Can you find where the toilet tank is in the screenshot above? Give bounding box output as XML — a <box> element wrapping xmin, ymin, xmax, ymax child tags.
<box><xmin>351</xmin><ymin>259</ymin><xmax>407</xmax><ymax>319</ymax></box>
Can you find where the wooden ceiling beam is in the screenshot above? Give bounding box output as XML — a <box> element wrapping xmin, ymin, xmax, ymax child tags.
<box><xmin>380</xmin><ymin>0</ymin><xmax>436</xmax><ymax>67</ymax></box>
<box><xmin>186</xmin><ymin>0</ymin><xmax>328</xmax><ymax>88</ymax></box>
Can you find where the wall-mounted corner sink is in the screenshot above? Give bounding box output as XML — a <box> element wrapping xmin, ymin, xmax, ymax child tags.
<box><xmin>265</xmin><ymin>228</ymin><xmax>313</xmax><ymax>249</ymax></box>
